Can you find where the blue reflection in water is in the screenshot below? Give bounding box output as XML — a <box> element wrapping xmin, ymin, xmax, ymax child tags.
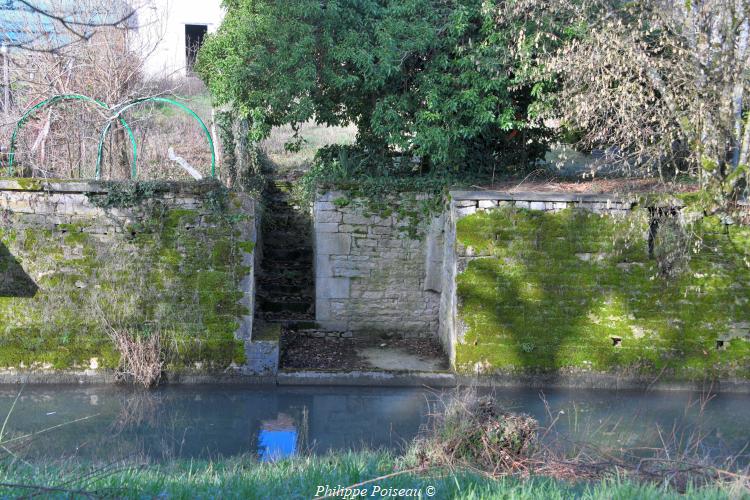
<box><xmin>258</xmin><ymin>413</ymin><xmax>298</xmax><ymax>461</ymax></box>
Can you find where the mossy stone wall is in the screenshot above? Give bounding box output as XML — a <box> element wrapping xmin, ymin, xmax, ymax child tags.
<box><xmin>0</xmin><ymin>179</ymin><xmax>258</xmax><ymax>373</ymax></box>
<box><xmin>448</xmin><ymin>193</ymin><xmax>750</xmax><ymax>380</ymax></box>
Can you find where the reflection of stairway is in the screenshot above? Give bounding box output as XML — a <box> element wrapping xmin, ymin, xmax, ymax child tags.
<box><xmin>256</xmin><ymin>181</ymin><xmax>315</xmax><ymax>322</ymax></box>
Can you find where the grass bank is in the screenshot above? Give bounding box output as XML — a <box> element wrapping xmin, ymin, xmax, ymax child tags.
<box><xmin>0</xmin><ymin>452</ymin><xmax>741</xmax><ymax>499</ymax></box>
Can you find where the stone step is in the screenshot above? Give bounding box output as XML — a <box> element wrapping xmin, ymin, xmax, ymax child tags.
<box><xmin>263</xmin><ymin>311</ymin><xmax>315</xmax><ymax>321</ymax></box>
<box><xmin>263</xmin><ymin>236</ymin><xmax>310</xmax><ymax>244</ymax></box>
<box><xmin>262</xmin><ymin>245</ymin><xmax>311</xmax><ymax>255</ymax></box>
<box><xmin>260</xmin><ymin>267</ymin><xmax>313</xmax><ymax>279</ymax></box>
<box><xmin>260</xmin><ymin>290</ymin><xmax>314</xmax><ymax>300</ymax></box>
<box><xmin>262</xmin><ymin>210</ymin><xmax>311</xmax><ymax>222</ymax></box>
<box><xmin>262</xmin><ymin>236</ymin><xmax>310</xmax><ymax>244</ymax></box>
<box><xmin>260</xmin><ymin>258</ymin><xmax>313</xmax><ymax>268</ymax></box>
<box><xmin>258</xmin><ymin>283</ymin><xmax>314</xmax><ymax>295</ymax></box>
<box><xmin>261</xmin><ymin>248</ymin><xmax>313</xmax><ymax>260</ymax></box>
<box><xmin>291</xmin><ymin>329</ymin><xmax>352</xmax><ymax>339</ymax></box>
<box><xmin>258</xmin><ymin>299</ymin><xmax>313</xmax><ymax>314</ymax></box>
<box><xmin>268</xmin><ymin>319</ymin><xmax>320</xmax><ymax>330</ymax></box>
<box><xmin>258</xmin><ymin>272</ymin><xmax>313</xmax><ymax>284</ymax></box>
<box><xmin>261</xmin><ymin>250</ymin><xmax>312</xmax><ymax>259</ymax></box>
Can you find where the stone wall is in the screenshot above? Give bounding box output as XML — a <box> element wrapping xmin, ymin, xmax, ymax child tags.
<box><xmin>438</xmin><ymin>191</ymin><xmax>635</xmax><ymax>364</ymax></box>
<box><xmin>0</xmin><ymin>179</ymin><xmax>263</xmax><ymax>374</ymax></box>
<box><xmin>443</xmin><ymin>190</ymin><xmax>750</xmax><ymax>380</ymax></box>
<box><xmin>313</xmin><ymin>191</ymin><xmax>442</xmax><ymax>338</ymax></box>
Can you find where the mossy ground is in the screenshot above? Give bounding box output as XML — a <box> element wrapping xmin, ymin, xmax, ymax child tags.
<box><xmin>455</xmin><ymin>207</ymin><xmax>750</xmax><ymax>378</ymax></box>
<box><xmin>0</xmin><ymin>200</ymin><xmax>253</xmax><ymax>371</ymax></box>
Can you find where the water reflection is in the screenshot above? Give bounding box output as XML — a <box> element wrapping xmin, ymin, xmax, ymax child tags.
<box><xmin>0</xmin><ymin>385</ymin><xmax>746</xmax><ymax>466</ymax></box>
<box><xmin>258</xmin><ymin>413</ymin><xmax>299</xmax><ymax>461</ymax></box>
<box><xmin>0</xmin><ymin>385</ymin><xmax>429</xmax><ymax>463</ymax></box>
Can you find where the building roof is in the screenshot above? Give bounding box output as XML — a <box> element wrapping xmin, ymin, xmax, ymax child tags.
<box><xmin>0</xmin><ymin>0</ymin><xmax>134</xmax><ymax>49</ymax></box>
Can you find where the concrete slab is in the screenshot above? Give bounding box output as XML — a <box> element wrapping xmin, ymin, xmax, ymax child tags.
<box><xmin>358</xmin><ymin>346</ymin><xmax>447</xmax><ymax>372</ymax></box>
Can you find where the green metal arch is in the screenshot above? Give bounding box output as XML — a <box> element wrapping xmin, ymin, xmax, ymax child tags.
<box><xmin>7</xmin><ymin>94</ymin><xmax>137</xmax><ymax>177</ymax></box>
<box><xmin>96</xmin><ymin>97</ymin><xmax>216</xmax><ymax>179</ymax></box>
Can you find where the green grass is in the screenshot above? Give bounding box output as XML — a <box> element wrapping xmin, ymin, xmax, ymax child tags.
<box><xmin>261</xmin><ymin>122</ymin><xmax>357</xmax><ymax>174</ymax></box>
<box><xmin>0</xmin><ymin>452</ymin><xmax>739</xmax><ymax>499</ymax></box>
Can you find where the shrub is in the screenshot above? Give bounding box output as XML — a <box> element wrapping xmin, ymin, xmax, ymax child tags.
<box><xmin>103</xmin><ymin>323</ymin><xmax>163</xmax><ymax>388</ymax></box>
<box><xmin>410</xmin><ymin>390</ymin><xmax>538</xmax><ymax>475</ymax></box>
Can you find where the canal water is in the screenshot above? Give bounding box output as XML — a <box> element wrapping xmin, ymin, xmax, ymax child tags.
<box><xmin>0</xmin><ymin>384</ymin><xmax>747</xmax><ymax>464</ymax></box>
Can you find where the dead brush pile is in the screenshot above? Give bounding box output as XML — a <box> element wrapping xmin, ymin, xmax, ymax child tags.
<box><xmin>104</xmin><ymin>323</ymin><xmax>163</xmax><ymax>389</ymax></box>
<box><xmin>406</xmin><ymin>388</ymin><xmax>748</xmax><ymax>495</ymax></box>
<box><xmin>411</xmin><ymin>391</ymin><xmax>538</xmax><ymax>475</ymax></box>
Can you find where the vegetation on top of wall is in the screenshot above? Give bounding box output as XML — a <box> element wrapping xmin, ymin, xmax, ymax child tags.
<box><xmin>297</xmin><ymin>144</ymin><xmax>484</xmax><ymax>203</ymax></box>
<box><xmin>87</xmin><ymin>181</ymin><xmax>174</xmax><ymax>209</ymax></box>
<box><xmin>310</xmin><ymin>185</ymin><xmax>446</xmax><ymax>240</ymax></box>
<box><xmin>455</xmin><ymin>206</ymin><xmax>750</xmax><ymax>379</ymax></box>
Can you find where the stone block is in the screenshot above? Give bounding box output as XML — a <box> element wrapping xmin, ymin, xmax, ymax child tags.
<box><xmin>369</xmin><ymin>226</ymin><xmax>393</xmax><ymax>235</ymax></box>
<box><xmin>478</xmin><ymin>200</ymin><xmax>496</xmax><ymax>209</ymax></box>
<box><xmin>316</xmin><ymin>210</ymin><xmax>343</xmax><ymax>223</ymax></box>
<box><xmin>317</xmin><ymin>277</ymin><xmax>351</xmax><ymax>299</ymax></box>
<box><xmin>529</xmin><ymin>201</ymin><xmax>546</xmax><ymax>211</ymax></box>
<box><xmin>315</xmin><ymin>201</ymin><xmax>337</xmax><ymax>211</ymax></box>
<box><xmin>342</xmin><ymin>213</ymin><xmax>379</xmax><ymax>225</ymax></box>
<box><xmin>317</xmin><ymin>191</ymin><xmax>347</xmax><ymax>202</ymax></box>
<box><xmin>456</xmin><ymin>206</ymin><xmax>477</xmax><ymax>217</ymax></box>
<box><xmin>317</xmin><ymin>320</ymin><xmax>349</xmax><ymax>331</ymax></box>
<box><xmin>315</xmin><ymin>253</ymin><xmax>334</xmax><ymax>278</ymax></box>
<box><xmin>354</xmin><ymin>237</ymin><xmax>377</xmax><ymax>248</ymax></box>
<box><xmin>334</xmin><ymin>268</ymin><xmax>371</xmax><ymax>278</ymax></box>
<box><xmin>317</xmin><ymin>233</ymin><xmax>351</xmax><ymax>255</ymax></box>
<box><xmin>315</xmin><ymin>222</ymin><xmax>340</xmax><ymax>233</ymax></box>
<box><xmin>315</xmin><ymin>297</ymin><xmax>334</xmax><ymax>321</ymax></box>
<box><xmin>338</xmin><ymin>224</ymin><xmax>368</xmax><ymax>234</ymax></box>
<box><xmin>243</xmin><ymin>341</ymin><xmax>279</xmax><ymax>375</ymax></box>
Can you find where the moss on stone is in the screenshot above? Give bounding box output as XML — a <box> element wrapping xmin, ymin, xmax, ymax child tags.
<box><xmin>12</xmin><ymin>178</ymin><xmax>45</xmax><ymax>191</ymax></box>
<box><xmin>238</xmin><ymin>241</ymin><xmax>256</xmax><ymax>253</ymax></box>
<box><xmin>455</xmin><ymin>207</ymin><xmax>750</xmax><ymax>379</ymax></box>
<box><xmin>0</xmin><ymin>198</ymin><xmax>254</xmax><ymax>372</ymax></box>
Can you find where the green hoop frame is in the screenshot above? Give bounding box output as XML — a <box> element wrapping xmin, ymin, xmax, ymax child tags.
<box><xmin>7</xmin><ymin>94</ymin><xmax>137</xmax><ymax>177</ymax></box>
<box><xmin>96</xmin><ymin>97</ymin><xmax>216</xmax><ymax>179</ymax></box>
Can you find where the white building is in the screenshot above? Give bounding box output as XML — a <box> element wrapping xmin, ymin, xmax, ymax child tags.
<box><xmin>132</xmin><ymin>0</ymin><xmax>225</xmax><ymax>79</ymax></box>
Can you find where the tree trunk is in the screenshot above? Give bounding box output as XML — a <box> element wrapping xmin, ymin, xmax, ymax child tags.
<box><xmin>112</xmin><ymin>122</ymin><xmax>131</xmax><ymax>180</ymax></box>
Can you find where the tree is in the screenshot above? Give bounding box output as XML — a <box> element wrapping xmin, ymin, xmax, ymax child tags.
<box><xmin>512</xmin><ymin>0</ymin><xmax>750</xmax><ymax>200</ymax></box>
<box><xmin>197</xmin><ymin>0</ymin><xmax>552</xmax><ymax>175</ymax></box>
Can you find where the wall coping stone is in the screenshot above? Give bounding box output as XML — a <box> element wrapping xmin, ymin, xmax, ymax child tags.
<box><xmin>450</xmin><ymin>190</ymin><xmax>637</xmax><ymax>204</ymax></box>
<box><xmin>0</xmin><ymin>178</ymin><xmax>224</xmax><ymax>195</ymax></box>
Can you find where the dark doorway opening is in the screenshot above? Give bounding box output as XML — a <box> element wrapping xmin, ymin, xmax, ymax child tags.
<box><xmin>185</xmin><ymin>24</ymin><xmax>208</xmax><ymax>72</ymax></box>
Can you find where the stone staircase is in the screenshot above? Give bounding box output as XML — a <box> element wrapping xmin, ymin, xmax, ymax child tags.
<box><xmin>255</xmin><ymin>181</ymin><xmax>315</xmax><ymax>325</ymax></box>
